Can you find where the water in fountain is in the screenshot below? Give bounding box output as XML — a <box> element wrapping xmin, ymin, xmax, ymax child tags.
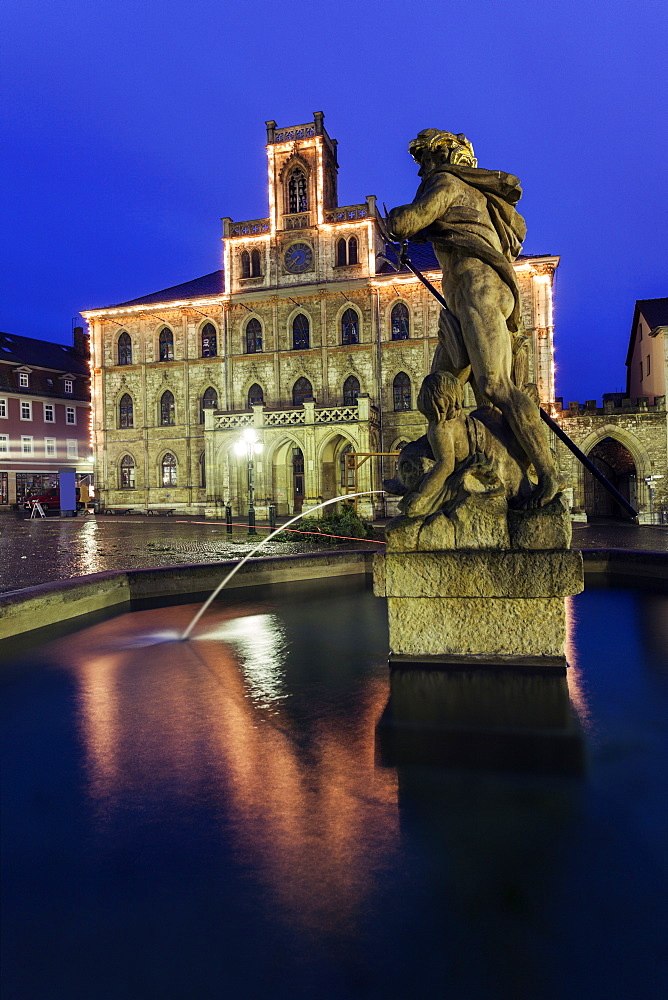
<box><xmin>180</xmin><ymin>490</ymin><xmax>385</xmax><ymax>640</ymax></box>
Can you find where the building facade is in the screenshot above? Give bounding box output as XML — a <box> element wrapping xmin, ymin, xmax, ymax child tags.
<box><xmin>82</xmin><ymin>113</ymin><xmax>559</xmax><ymax>519</ymax></box>
<box><xmin>0</xmin><ymin>328</ymin><xmax>93</xmax><ymax>507</ymax></box>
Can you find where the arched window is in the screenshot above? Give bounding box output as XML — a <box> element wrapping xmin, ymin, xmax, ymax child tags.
<box><xmin>161</xmin><ymin>452</ymin><xmax>177</xmax><ymax>487</ymax></box>
<box><xmin>336</xmin><ymin>238</ymin><xmax>347</xmax><ymax>267</ymax></box>
<box><xmin>292</xmin><ymin>314</ymin><xmax>310</xmax><ymax>350</ymax></box>
<box><xmin>120</xmin><ymin>454</ymin><xmax>135</xmax><ymax>489</ymax></box>
<box><xmin>340</xmin><ymin>443</ymin><xmax>355</xmax><ymax>489</ymax></box>
<box><xmin>343</xmin><ymin>375</ymin><xmax>360</xmax><ymax>405</ymax></box>
<box><xmin>119</xmin><ymin>393</ymin><xmax>134</xmax><ymax>429</ymax></box>
<box><xmin>248</xmin><ymin>383</ymin><xmax>264</xmax><ymax>408</ymax></box>
<box><xmin>393</xmin><ymin>372</ymin><xmax>411</xmax><ymax>411</ymax></box>
<box><xmin>341</xmin><ymin>308</ymin><xmax>359</xmax><ymax>346</ymax></box>
<box><xmin>288</xmin><ymin>170</ymin><xmax>308</xmax><ymax>213</ymax></box>
<box><xmin>293</xmin><ymin>377</ymin><xmax>312</xmax><ymax>406</ymax></box>
<box><xmin>240</xmin><ymin>250</ymin><xmax>251</xmax><ymax>279</ymax></box>
<box><xmin>246</xmin><ymin>318</ymin><xmax>262</xmax><ymax>354</ymax></box>
<box><xmin>391</xmin><ymin>303</ymin><xmax>410</xmax><ymax>340</ymax></box>
<box><xmin>348</xmin><ymin>236</ymin><xmax>358</xmax><ymax>265</ymax></box>
<box><xmin>200</xmin><ymin>386</ymin><xmax>218</xmax><ymax>423</ymax></box>
<box><xmin>201</xmin><ymin>323</ymin><xmax>217</xmax><ymax>357</ymax></box>
<box><xmin>251</xmin><ymin>248</ymin><xmax>262</xmax><ymax>277</ymax></box>
<box><xmin>159</xmin><ymin>327</ymin><xmax>174</xmax><ymax>362</ymax></box>
<box><xmin>199</xmin><ymin>451</ymin><xmax>206</xmax><ymax>489</ymax></box>
<box><xmin>118</xmin><ymin>332</ymin><xmax>132</xmax><ymax>365</ymax></box>
<box><xmin>160</xmin><ymin>390</ymin><xmax>175</xmax><ymax>426</ymax></box>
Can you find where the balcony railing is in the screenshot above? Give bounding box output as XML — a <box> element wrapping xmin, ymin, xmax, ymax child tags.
<box><xmin>324</xmin><ymin>205</ymin><xmax>368</xmax><ymax>224</ymax></box>
<box><xmin>227</xmin><ymin>219</ymin><xmax>270</xmax><ymax>238</ymax></box>
<box><xmin>211</xmin><ymin>399</ymin><xmax>377</xmax><ymax>432</ymax></box>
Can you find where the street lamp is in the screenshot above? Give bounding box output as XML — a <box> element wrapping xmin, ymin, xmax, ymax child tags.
<box><xmin>234</xmin><ymin>427</ymin><xmax>263</xmax><ymax>534</ymax></box>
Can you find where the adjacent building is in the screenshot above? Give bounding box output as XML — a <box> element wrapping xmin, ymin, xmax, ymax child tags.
<box><xmin>0</xmin><ymin>328</ymin><xmax>93</xmax><ymax>507</ymax></box>
<box><xmin>82</xmin><ymin>113</ymin><xmax>558</xmax><ymax>519</ymax></box>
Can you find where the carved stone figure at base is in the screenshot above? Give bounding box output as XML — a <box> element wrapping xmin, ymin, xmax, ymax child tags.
<box><xmin>396</xmin><ymin>371</ymin><xmax>535</xmax><ymax>519</ymax></box>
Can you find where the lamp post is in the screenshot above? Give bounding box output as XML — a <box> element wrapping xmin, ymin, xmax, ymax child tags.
<box><xmin>234</xmin><ymin>427</ymin><xmax>263</xmax><ymax>535</ymax></box>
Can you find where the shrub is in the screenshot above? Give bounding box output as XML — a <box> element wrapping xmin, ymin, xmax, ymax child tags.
<box><xmin>291</xmin><ymin>504</ymin><xmax>374</xmax><ymax>545</ymax></box>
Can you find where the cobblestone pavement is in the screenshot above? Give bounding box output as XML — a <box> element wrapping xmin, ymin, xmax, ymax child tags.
<box><xmin>0</xmin><ymin>513</ymin><xmax>665</xmax><ymax>595</ymax></box>
<box><xmin>0</xmin><ymin>513</ymin><xmax>377</xmax><ymax>595</ymax></box>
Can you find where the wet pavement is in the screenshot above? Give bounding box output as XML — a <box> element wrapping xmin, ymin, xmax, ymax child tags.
<box><xmin>0</xmin><ymin>512</ymin><xmax>665</xmax><ymax>596</ymax></box>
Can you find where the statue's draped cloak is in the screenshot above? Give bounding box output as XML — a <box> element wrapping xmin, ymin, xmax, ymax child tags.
<box><xmin>416</xmin><ymin>164</ymin><xmax>527</xmax><ymax>333</ymax></box>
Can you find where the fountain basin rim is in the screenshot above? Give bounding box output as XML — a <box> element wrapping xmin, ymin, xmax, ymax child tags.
<box><xmin>0</xmin><ymin>549</ymin><xmax>375</xmax><ymax>644</ymax></box>
<box><xmin>0</xmin><ymin>547</ymin><xmax>665</xmax><ymax>647</ymax></box>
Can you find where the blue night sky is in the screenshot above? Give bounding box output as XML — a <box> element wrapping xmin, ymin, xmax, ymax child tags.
<box><xmin>1</xmin><ymin>0</ymin><xmax>666</xmax><ymax>403</ymax></box>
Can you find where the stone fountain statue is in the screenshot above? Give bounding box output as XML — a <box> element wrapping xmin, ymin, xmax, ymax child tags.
<box><xmin>375</xmin><ymin>129</ymin><xmax>584</xmax><ymax>690</ymax></box>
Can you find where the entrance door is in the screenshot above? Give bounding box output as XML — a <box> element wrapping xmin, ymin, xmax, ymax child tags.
<box><xmin>584</xmin><ymin>438</ymin><xmax>636</xmax><ymax>517</ymax></box>
<box><xmin>292</xmin><ymin>447</ymin><xmax>304</xmax><ymax>513</ymax></box>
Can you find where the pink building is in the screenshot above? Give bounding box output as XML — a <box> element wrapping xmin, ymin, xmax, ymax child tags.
<box><xmin>0</xmin><ymin>327</ymin><xmax>92</xmax><ymax>507</ymax></box>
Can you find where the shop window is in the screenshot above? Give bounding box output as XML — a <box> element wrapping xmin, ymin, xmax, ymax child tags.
<box><xmin>161</xmin><ymin>452</ymin><xmax>177</xmax><ymax>487</ymax></box>
<box><xmin>120</xmin><ymin>454</ymin><xmax>135</xmax><ymax>489</ymax></box>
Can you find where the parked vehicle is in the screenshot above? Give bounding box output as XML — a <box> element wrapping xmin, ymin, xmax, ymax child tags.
<box><xmin>24</xmin><ymin>488</ymin><xmax>84</xmax><ymax>512</ymax></box>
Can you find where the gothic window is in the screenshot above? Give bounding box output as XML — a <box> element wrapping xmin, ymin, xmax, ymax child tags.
<box><xmin>393</xmin><ymin>372</ymin><xmax>411</xmax><ymax>411</ymax></box>
<box><xmin>251</xmin><ymin>249</ymin><xmax>262</xmax><ymax>277</ymax></box>
<box><xmin>161</xmin><ymin>452</ymin><xmax>177</xmax><ymax>487</ymax></box>
<box><xmin>160</xmin><ymin>390</ymin><xmax>175</xmax><ymax>426</ymax></box>
<box><xmin>343</xmin><ymin>375</ymin><xmax>360</xmax><ymax>405</ymax></box>
<box><xmin>159</xmin><ymin>327</ymin><xmax>174</xmax><ymax>361</ymax></box>
<box><xmin>118</xmin><ymin>332</ymin><xmax>132</xmax><ymax>365</ymax></box>
<box><xmin>119</xmin><ymin>393</ymin><xmax>134</xmax><ymax>429</ymax></box>
<box><xmin>335</xmin><ymin>236</ymin><xmax>359</xmax><ymax>266</ymax></box>
<box><xmin>340</xmin><ymin>443</ymin><xmax>355</xmax><ymax>489</ymax></box>
<box><xmin>120</xmin><ymin>454</ymin><xmax>135</xmax><ymax>489</ymax></box>
<box><xmin>201</xmin><ymin>323</ymin><xmax>217</xmax><ymax>357</ymax></box>
<box><xmin>241</xmin><ymin>250</ymin><xmax>251</xmax><ymax>279</ymax></box>
<box><xmin>341</xmin><ymin>308</ymin><xmax>359</xmax><ymax>345</ymax></box>
<box><xmin>199</xmin><ymin>451</ymin><xmax>206</xmax><ymax>488</ymax></box>
<box><xmin>288</xmin><ymin>169</ymin><xmax>308</xmax><ymax>213</ymax></box>
<box><xmin>292</xmin><ymin>314</ymin><xmax>310</xmax><ymax>350</ymax></box>
<box><xmin>391</xmin><ymin>303</ymin><xmax>410</xmax><ymax>340</ymax></box>
<box><xmin>200</xmin><ymin>386</ymin><xmax>218</xmax><ymax>423</ymax></box>
<box><xmin>246</xmin><ymin>318</ymin><xmax>263</xmax><ymax>354</ymax></box>
<box><xmin>293</xmin><ymin>377</ymin><xmax>312</xmax><ymax>406</ymax></box>
<box><xmin>248</xmin><ymin>383</ymin><xmax>264</xmax><ymax>408</ymax></box>
<box><xmin>336</xmin><ymin>238</ymin><xmax>347</xmax><ymax>267</ymax></box>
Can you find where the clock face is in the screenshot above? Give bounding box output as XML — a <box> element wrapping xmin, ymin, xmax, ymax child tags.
<box><xmin>284</xmin><ymin>242</ymin><xmax>314</xmax><ymax>274</ymax></box>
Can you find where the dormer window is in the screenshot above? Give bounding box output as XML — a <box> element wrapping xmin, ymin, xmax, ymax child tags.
<box><xmin>288</xmin><ymin>170</ymin><xmax>308</xmax><ymax>213</ymax></box>
<box><xmin>64</xmin><ymin>379</ymin><xmax>73</xmax><ymax>394</ymax></box>
<box><xmin>19</xmin><ymin>372</ymin><xmax>29</xmax><ymax>388</ymax></box>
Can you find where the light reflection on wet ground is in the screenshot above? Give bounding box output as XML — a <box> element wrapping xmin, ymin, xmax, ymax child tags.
<box><xmin>1</xmin><ymin>586</ymin><xmax>667</xmax><ymax>1000</ymax></box>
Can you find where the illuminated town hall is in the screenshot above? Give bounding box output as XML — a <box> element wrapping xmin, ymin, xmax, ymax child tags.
<box><xmin>82</xmin><ymin>114</ymin><xmax>666</xmax><ymax>520</ymax></box>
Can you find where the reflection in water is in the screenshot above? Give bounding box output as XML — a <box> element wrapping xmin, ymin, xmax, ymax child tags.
<box><xmin>197</xmin><ymin>613</ymin><xmax>288</xmax><ymax>710</ymax></box>
<box><xmin>565</xmin><ymin>595</ymin><xmax>590</xmax><ymax>726</ymax></box>
<box><xmin>69</xmin><ymin>602</ymin><xmax>399</xmax><ymax>936</ymax></box>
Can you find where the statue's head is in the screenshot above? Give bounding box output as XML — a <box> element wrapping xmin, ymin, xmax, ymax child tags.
<box><xmin>417</xmin><ymin>371</ymin><xmax>463</xmax><ymax>422</ymax></box>
<box><xmin>409</xmin><ymin>130</ymin><xmax>477</xmax><ymax>170</ymax></box>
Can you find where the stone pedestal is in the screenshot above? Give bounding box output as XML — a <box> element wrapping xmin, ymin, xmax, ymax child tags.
<box><xmin>373</xmin><ymin>496</ymin><xmax>585</xmax><ymax>773</ymax></box>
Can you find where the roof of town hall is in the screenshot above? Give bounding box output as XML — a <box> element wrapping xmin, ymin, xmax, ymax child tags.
<box><xmin>95</xmin><ymin>243</ymin><xmax>557</xmax><ymax>311</ymax></box>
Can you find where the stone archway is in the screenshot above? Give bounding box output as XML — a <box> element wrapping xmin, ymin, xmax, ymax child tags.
<box><xmin>584</xmin><ymin>437</ymin><xmax>638</xmax><ymax>517</ymax></box>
